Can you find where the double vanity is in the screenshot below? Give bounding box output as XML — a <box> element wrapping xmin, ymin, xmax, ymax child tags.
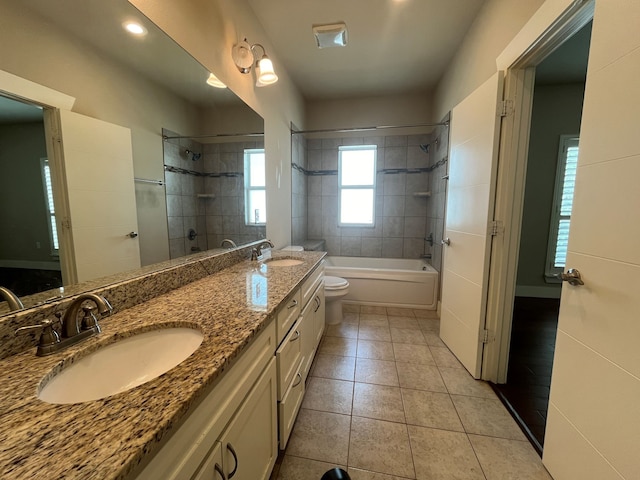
<box><xmin>0</xmin><ymin>247</ymin><xmax>326</xmax><ymax>480</ymax></box>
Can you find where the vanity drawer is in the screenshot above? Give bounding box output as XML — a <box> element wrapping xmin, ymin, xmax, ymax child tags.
<box><xmin>278</xmin><ymin>360</ymin><xmax>305</xmax><ymax>449</ymax></box>
<box><xmin>301</xmin><ymin>264</ymin><xmax>324</xmax><ymax>308</ymax></box>
<box><xmin>275</xmin><ymin>317</ymin><xmax>302</xmax><ymax>400</ymax></box>
<box><xmin>277</xmin><ymin>290</ymin><xmax>301</xmax><ymax>344</ymax></box>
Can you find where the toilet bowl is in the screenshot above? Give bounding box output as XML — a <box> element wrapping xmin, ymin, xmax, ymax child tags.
<box><xmin>324</xmin><ymin>275</ymin><xmax>349</xmax><ymax>325</ymax></box>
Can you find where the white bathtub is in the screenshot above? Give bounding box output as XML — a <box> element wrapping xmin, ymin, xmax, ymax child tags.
<box><xmin>324</xmin><ymin>256</ymin><xmax>438</xmax><ymax>310</ymax></box>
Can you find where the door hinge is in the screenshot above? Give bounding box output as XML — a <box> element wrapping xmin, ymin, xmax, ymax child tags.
<box><xmin>499</xmin><ymin>99</ymin><xmax>514</xmax><ymax>117</ymax></box>
<box><xmin>61</xmin><ymin>217</ymin><xmax>71</xmax><ymax>230</ymax></box>
<box><xmin>482</xmin><ymin>329</ymin><xmax>493</xmax><ymax>344</ymax></box>
<box><xmin>489</xmin><ymin>220</ymin><xmax>504</xmax><ymax>236</ymax></box>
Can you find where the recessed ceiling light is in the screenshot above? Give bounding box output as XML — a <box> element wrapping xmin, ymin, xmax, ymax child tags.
<box><xmin>312</xmin><ymin>23</ymin><xmax>348</xmax><ymax>49</ymax></box>
<box><xmin>123</xmin><ymin>22</ymin><xmax>147</xmax><ymax>36</ymax></box>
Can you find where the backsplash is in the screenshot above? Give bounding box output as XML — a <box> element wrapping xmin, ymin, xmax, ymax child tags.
<box><xmin>0</xmin><ymin>244</ymin><xmax>257</xmax><ymax>360</ymax></box>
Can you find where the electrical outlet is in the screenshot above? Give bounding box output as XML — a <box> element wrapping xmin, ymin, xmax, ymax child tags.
<box><xmin>36</xmin><ymin>241</ymin><xmax>41</xmax><ymax>249</ymax></box>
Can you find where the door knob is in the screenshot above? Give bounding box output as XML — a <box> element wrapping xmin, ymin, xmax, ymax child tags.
<box><xmin>127</xmin><ymin>231</ymin><xmax>138</xmax><ymax>238</ymax></box>
<box><xmin>441</xmin><ymin>238</ymin><xmax>451</xmax><ymax>246</ymax></box>
<box><xmin>557</xmin><ymin>268</ymin><xmax>584</xmax><ymax>286</ymax></box>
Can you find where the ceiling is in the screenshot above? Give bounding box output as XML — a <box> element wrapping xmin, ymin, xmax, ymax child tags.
<box><xmin>247</xmin><ymin>0</ymin><xmax>487</xmax><ymax>100</ymax></box>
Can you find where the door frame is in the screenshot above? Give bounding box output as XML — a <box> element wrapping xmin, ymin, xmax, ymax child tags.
<box><xmin>481</xmin><ymin>0</ymin><xmax>595</xmax><ymax>383</ymax></box>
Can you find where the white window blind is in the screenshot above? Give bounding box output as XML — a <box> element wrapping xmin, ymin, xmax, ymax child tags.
<box><xmin>338</xmin><ymin>145</ymin><xmax>376</xmax><ymax>226</ymax></box>
<box><xmin>545</xmin><ymin>136</ymin><xmax>579</xmax><ymax>278</ymax></box>
<box><xmin>244</xmin><ymin>149</ymin><xmax>266</xmax><ymax>225</ymax></box>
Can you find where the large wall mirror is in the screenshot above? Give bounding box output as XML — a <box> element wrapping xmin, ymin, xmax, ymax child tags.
<box><xmin>0</xmin><ymin>0</ymin><xmax>264</xmax><ymax>315</ymax></box>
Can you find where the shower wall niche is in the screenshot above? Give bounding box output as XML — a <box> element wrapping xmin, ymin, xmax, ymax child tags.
<box><xmin>163</xmin><ymin>129</ymin><xmax>265</xmax><ymax>259</ymax></box>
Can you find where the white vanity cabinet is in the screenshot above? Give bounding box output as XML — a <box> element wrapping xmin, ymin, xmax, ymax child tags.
<box><xmin>134</xmin><ymin>322</ymin><xmax>277</xmax><ymax>480</ymax></box>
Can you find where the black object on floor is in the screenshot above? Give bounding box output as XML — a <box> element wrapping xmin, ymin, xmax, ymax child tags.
<box><xmin>321</xmin><ymin>468</ymin><xmax>350</xmax><ymax>480</ymax></box>
<box><xmin>492</xmin><ymin>296</ymin><xmax>559</xmax><ymax>455</ymax></box>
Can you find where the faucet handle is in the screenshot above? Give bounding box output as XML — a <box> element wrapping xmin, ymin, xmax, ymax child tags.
<box><xmin>15</xmin><ymin>318</ymin><xmax>61</xmax><ymax>350</ymax></box>
<box><xmin>81</xmin><ymin>305</ymin><xmax>101</xmax><ymax>332</ymax></box>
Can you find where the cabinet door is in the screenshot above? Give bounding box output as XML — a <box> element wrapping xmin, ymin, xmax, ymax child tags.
<box><xmin>313</xmin><ymin>285</ymin><xmax>326</xmax><ymax>346</ymax></box>
<box><xmin>192</xmin><ymin>442</ymin><xmax>225</xmax><ymax>480</ymax></box>
<box><xmin>220</xmin><ymin>358</ymin><xmax>277</xmax><ymax>480</ymax></box>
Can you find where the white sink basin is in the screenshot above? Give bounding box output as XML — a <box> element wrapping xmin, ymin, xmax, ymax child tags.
<box><xmin>266</xmin><ymin>258</ymin><xmax>303</xmax><ymax>267</ymax></box>
<box><xmin>38</xmin><ymin>327</ymin><xmax>203</xmax><ymax>404</ymax></box>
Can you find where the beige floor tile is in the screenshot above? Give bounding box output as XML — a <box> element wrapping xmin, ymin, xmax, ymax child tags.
<box><xmin>396</xmin><ymin>362</ymin><xmax>447</xmax><ymax>392</ymax></box>
<box><xmin>361</xmin><ymin>305</ymin><xmax>388</xmax><ymax>314</ymax></box>
<box><xmin>401</xmin><ymin>389</ymin><xmax>464</xmax><ymax>432</ymax></box>
<box><xmin>355</xmin><ymin>358</ymin><xmax>399</xmax><ymax>387</ymax></box>
<box><xmin>348</xmin><ymin>467</ymin><xmax>412</xmax><ymax>480</ymax></box>
<box><xmin>320</xmin><ymin>336</ymin><xmax>358</xmax><ymax>356</ymax></box>
<box><xmin>302</xmin><ymin>377</ymin><xmax>354</xmax><ymax>415</ymax></box>
<box><xmin>417</xmin><ymin>318</ymin><xmax>440</xmax><ymax>333</ymax></box>
<box><xmin>430</xmin><ymin>346</ymin><xmax>463</xmax><ymax>368</ymax></box>
<box><xmin>388</xmin><ymin>316</ymin><xmax>420</xmax><ymax>330</ymax></box>
<box><xmin>312</xmin><ymin>354</ymin><xmax>356</xmax><ymax>381</ymax></box>
<box><xmin>422</xmin><ymin>331</ymin><xmax>446</xmax><ymax>347</ymax></box>
<box><xmin>408</xmin><ymin>425</ymin><xmax>485</xmax><ymax>480</ymax></box>
<box><xmin>343</xmin><ymin>312</ymin><xmax>360</xmax><ymax>325</ymax></box>
<box><xmin>386</xmin><ymin>307</ymin><xmax>415</xmax><ymax>317</ymax></box>
<box><xmin>439</xmin><ymin>367</ymin><xmax>496</xmax><ymax>398</ymax></box>
<box><xmin>325</xmin><ymin>323</ymin><xmax>359</xmax><ymax>339</ymax></box>
<box><xmin>276</xmin><ymin>455</ymin><xmax>346</xmax><ymax>480</ymax></box>
<box><xmin>390</xmin><ymin>328</ymin><xmax>426</xmax><ymax>345</ymax></box>
<box><xmin>286</xmin><ymin>409</ymin><xmax>351</xmax><ymax>465</ymax></box>
<box><xmin>360</xmin><ymin>314</ymin><xmax>390</xmax><ymax>328</ymax></box>
<box><xmin>413</xmin><ymin>309</ymin><xmax>439</xmax><ymax>319</ymax></box>
<box><xmin>392</xmin><ymin>343</ymin><xmax>435</xmax><ymax>365</ymax></box>
<box><xmin>358</xmin><ymin>325</ymin><xmax>392</xmax><ymax>342</ymax></box>
<box><xmin>349</xmin><ymin>417</ymin><xmax>416</xmax><ymax>478</ymax></box>
<box><xmin>343</xmin><ymin>303</ymin><xmax>361</xmax><ymax>313</ymax></box>
<box><xmin>352</xmin><ymin>383</ymin><xmax>405</xmax><ymax>423</ymax></box>
<box><xmin>452</xmin><ymin>395</ymin><xmax>526</xmax><ymax>440</ymax></box>
<box><xmin>357</xmin><ymin>339</ymin><xmax>395</xmax><ymax>360</ymax></box>
<box><xmin>469</xmin><ymin>435</ymin><xmax>553</xmax><ymax>480</ymax></box>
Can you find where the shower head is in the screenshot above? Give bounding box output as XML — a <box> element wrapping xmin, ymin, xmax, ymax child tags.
<box><xmin>419</xmin><ymin>144</ymin><xmax>430</xmax><ymax>154</ymax></box>
<box><xmin>185</xmin><ymin>149</ymin><xmax>202</xmax><ymax>161</ymax></box>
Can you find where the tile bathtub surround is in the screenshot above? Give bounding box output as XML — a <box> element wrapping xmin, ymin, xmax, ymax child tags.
<box><xmin>276</xmin><ymin>305</ymin><xmax>552</xmax><ymax>480</ymax></box>
<box><xmin>0</xmin><ymin>250</ymin><xmax>326</xmax><ymax>480</ymax></box>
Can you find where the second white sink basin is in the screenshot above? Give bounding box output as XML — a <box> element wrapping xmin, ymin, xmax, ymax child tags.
<box><xmin>266</xmin><ymin>258</ymin><xmax>303</xmax><ymax>267</ymax></box>
<box><xmin>38</xmin><ymin>327</ymin><xmax>203</xmax><ymax>404</ymax></box>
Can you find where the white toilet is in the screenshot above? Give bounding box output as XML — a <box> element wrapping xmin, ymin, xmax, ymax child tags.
<box><xmin>324</xmin><ymin>276</ymin><xmax>350</xmax><ymax>325</ymax></box>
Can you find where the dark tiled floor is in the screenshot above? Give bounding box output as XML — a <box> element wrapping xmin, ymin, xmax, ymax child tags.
<box><xmin>493</xmin><ymin>296</ymin><xmax>559</xmax><ymax>454</ymax></box>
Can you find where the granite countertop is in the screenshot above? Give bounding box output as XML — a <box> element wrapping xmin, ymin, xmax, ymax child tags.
<box><xmin>0</xmin><ymin>251</ymin><xmax>325</xmax><ymax>480</ymax></box>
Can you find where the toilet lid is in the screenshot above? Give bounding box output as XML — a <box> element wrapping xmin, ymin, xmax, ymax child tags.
<box><xmin>325</xmin><ymin>276</ymin><xmax>348</xmax><ymax>289</ymax></box>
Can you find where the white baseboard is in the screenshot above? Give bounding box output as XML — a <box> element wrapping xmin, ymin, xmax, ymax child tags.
<box><xmin>515</xmin><ymin>285</ymin><xmax>561</xmax><ymax>299</ymax></box>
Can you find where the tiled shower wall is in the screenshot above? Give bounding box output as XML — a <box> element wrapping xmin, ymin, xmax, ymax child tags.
<box><xmin>299</xmin><ymin>133</ymin><xmax>437</xmax><ymax>259</ymax></box>
<box><xmin>163</xmin><ymin>131</ymin><xmax>265</xmax><ymax>259</ymax></box>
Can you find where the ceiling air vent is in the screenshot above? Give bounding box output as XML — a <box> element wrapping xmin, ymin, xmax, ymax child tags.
<box><xmin>312</xmin><ymin>23</ymin><xmax>348</xmax><ymax>49</ymax></box>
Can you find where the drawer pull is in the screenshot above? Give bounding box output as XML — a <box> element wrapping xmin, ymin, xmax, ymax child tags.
<box><xmin>215</xmin><ymin>463</ymin><xmax>226</xmax><ymax>480</ymax></box>
<box><xmin>227</xmin><ymin>443</ymin><xmax>238</xmax><ymax>479</ymax></box>
<box><xmin>292</xmin><ymin>372</ymin><xmax>302</xmax><ymax>388</ymax></box>
<box><xmin>314</xmin><ymin>296</ymin><xmax>321</xmax><ymax>312</ymax></box>
<box><xmin>287</xmin><ymin>299</ymin><xmax>298</xmax><ymax>309</ymax></box>
<box><xmin>289</xmin><ymin>330</ymin><xmax>301</xmax><ymax>342</ymax></box>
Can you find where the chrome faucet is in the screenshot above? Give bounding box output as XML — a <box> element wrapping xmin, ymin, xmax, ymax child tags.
<box><xmin>221</xmin><ymin>238</ymin><xmax>237</xmax><ymax>248</ymax></box>
<box><xmin>0</xmin><ymin>286</ymin><xmax>24</xmax><ymax>311</ymax></box>
<box><xmin>15</xmin><ymin>293</ymin><xmax>112</xmax><ymax>356</ymax></box>
<box><xmin>251</xmin><ymin>240</ymin><xmax>275</xmax><ymax>261</ymax></box>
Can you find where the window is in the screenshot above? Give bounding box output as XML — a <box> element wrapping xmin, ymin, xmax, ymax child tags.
<box><xmin>545</xmin><ymin>136</ymin><xmax>579</xmax><ymax>279</ymax></box>
<box><xmin>338</xmin><ymin>145</ymin><xmax>377</xmax><ymax>226</ymax></box>
<box><xmin>40</xmin><ymin>158</ymin><xmax>59</xmax><ymax>254</ymax></box>
<box><xmin>244</xmin><ymin>149</ymin><xmax>266</xmax><ymax>225</ymax></box>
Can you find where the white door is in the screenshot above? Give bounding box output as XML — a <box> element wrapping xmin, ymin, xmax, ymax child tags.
<box><xmin>50</xmin><ymin>109</ymin><xmax>140</xmax><ymax>283</ymax></box>
<box><xmin>542</xmin><ymin>3</ymin><xmax>640</xmax><ymax>478</ymax></box>
<box><xmin>440</xmin><ymin>72</ymin><xmax>503</xmax><ymax>378</ymax></box>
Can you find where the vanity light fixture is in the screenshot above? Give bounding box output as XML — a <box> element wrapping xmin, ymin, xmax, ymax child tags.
<box><xmin>312</xmin><ymin>22</ymin><xmax>348</xmax><ymax>48</ymax></box>
<box><xmin>122</xmin><ymin>21</ymin><xmax>147</xmax><ymax>37</ymax></box>
<box><xmin>206</xmin><ymin>72</ymin><xmax>227</xmax><ymax>89</ymax></box>
<box><xmin>232</xmin><ymin>39</ymin><xmax>278</xmax><ymax>87</ymax></box>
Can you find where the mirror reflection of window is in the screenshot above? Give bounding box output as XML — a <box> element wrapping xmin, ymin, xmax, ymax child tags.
<box><xmin>40</xmin><ymin>159</ymin><xmax>59</xmax><ymax>255</ymax></box>
<box><xmin>244</xmin><ymin>149</ymin><xmax>266</xmax><ymax>225</ymax></box>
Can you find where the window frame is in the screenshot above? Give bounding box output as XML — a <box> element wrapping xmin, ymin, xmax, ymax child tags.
<box><xmin>545</xmin><ymin>135</ymin><xmax>579</xmax><ymax>281</ymax></box>
<box><xmin>243</xmin><ymin>148</ymin><xmax>267</xmax><ymax>226</ymax></box>
<box><xmin>338</xmin><ymin>145</ymin><xmax>377</xmax><ymax>227</ymax></box>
